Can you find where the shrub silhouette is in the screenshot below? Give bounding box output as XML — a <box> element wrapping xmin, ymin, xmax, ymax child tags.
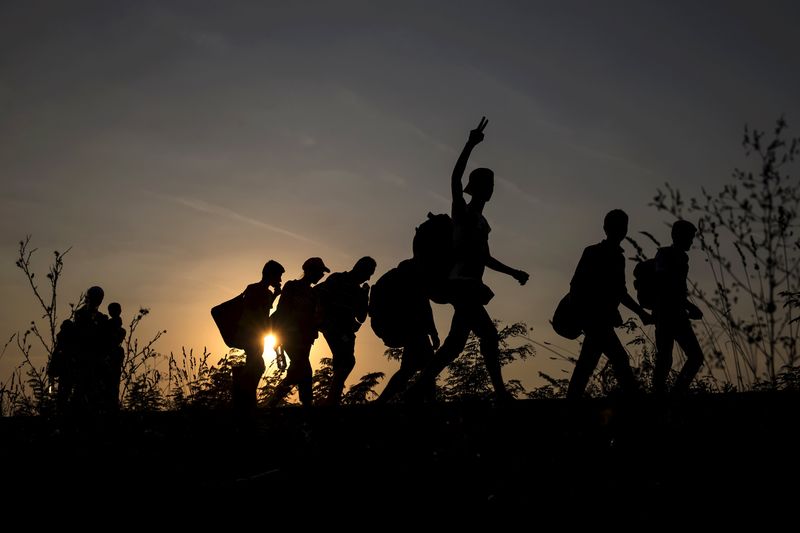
<box><xmin>648</xmin><ymin>116</ymin><xmax>800</xmax><ymax>389</ymax></box>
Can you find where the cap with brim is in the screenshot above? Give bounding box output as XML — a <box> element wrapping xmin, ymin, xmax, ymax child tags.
<box><xmin>464</xmin><ymin>168</ymin><xmax>493</xmax><ymax>196</ymax></box>
<box><xmin>302</xmin><ymin>257</ymin><xmax>330</xmax><ymax>273</ymax></box>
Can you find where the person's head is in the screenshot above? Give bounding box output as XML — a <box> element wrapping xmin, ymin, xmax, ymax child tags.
<box><xmin>85</xmin><ymin>286</ymin><xmax>104</xmax><ymax>309</ymax></box>
<box><xmin>464</xmin><ymin>168</ymin><xmax>494</xmax><ymax>202</ymax></box>
<box><xmin>261</xmin><ymin>260</ymin><xmax>285</xmax><ymax>288</ymax></box>
<box><xmin>603</xmin><ymin>209</ymin><xmax>629</xmax><ymax>244</ymax></box>
<box><xmin>107</xmin><ymin>302</ymin><xmax>122</xmax><ymax>319</ymax></box>
<box><xmin>351</xmin><ymin>256</ymin><xmax>377</xmax><ymax>284</ymax></box>
<box><xmin>671</xmin><ymin>220</ymin><xmax>697</xmax><ymax>251</ymax></box>
<box><xmin>302</xmin><ymin>257</ymin><xmax>330</xmax><ymax>284</ymax></box>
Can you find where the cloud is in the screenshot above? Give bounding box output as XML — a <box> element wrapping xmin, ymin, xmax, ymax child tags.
<box><xmin>299</xmin><ymin>135</ymin><xmax>317</xmax><ymax>147</ymax></box>
<box><xmin>157</xmin><ymin>193</ymin><xmax>325</xmax><ymax>247</ymax></box>
<box><xmin>377</xmin><ymin>172</ymin><xmax>407</xmax><ymax>188</ymax></box>
<box><xmin>496</xmin><ymin>176</ymin><xmax>540</xmax><ymax>206</ymax></box>
<box><xmin>186</xmin><ymin>30</ymin><xmax>231</xmax><ymax>53</ymax></box>
<box><xmin>569</xmin><ymin>142</ymin><xmax>656</xmax><ymax>176</ymax></box>
<box><xmin>402</xmin><ymin>122</ymin><xmax>454</xmax><ymax>154</ymax></box>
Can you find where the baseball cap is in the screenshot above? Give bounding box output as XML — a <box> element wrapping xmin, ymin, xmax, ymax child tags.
<box><xmin>302</xmin><ymin>257</ymin><xmax>330</xmax><ymax>273</ymax></box>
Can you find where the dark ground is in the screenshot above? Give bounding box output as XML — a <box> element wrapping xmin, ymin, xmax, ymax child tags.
<box><xmin>1</xmin><ymin>393</ymin><xmax>797</xmax><ymax>526</ymax></box>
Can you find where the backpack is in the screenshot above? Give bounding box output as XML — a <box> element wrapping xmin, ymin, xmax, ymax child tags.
<box><xmin>368</xmin><ymin>265</ymin><xmax>409</xmax><ymax>348</ymax></box>
<box><xmin>552</xmin><ymin>293</ymin><xmax>582</xmax><ymax>340</ymax></box>
<box><xmin>412</xmin><ymin>212</ymin><xmax>454</xmax><ymax>303</ymax></box>
<box><xmin>211</xmin><ymin>292</ymin><xmax>246</xmax><ymax>349</ymax></box>
<box><xmin>49</xmin><ymin>319</ymin><xmax>76</xmax><ymax>378</ymax></box>
<box><xmin>633</xmin><ymin>258</ymin><xmax>657</xmax><ymax>310</ymax></box>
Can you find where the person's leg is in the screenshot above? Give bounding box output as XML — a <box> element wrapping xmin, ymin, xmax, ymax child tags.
<box><xmin>404</xmin><ymin>306</ymin><xmax>470</xmax><ymax>401</ymax></box>
<box><xmin>56</xmin><ymin>373</ymin><xmax>74</xmax><ymax>414</ymax></box>
<box><xmin>324</xmin><ymin>330</ymin><xmax>356</xmax><ymax>406</ymax></box>
<box><xmin>654</xmin><ymin>319</ymin><xmax>676</xmax><ymax>395</ymax></box>
<box><xmin>423</xmin><ymin>305</ymin><xmax>470</xmax><ymax>379</ymax></box>
<box><xmin>246</xmin><ymin>346</ymin><xmax>266</xmax><ymax>408</ymax></box>
<box><xmin>267</xmin><ymin>341</ymin><xmax>302</xmax><ymax>407</ymax></box>
<box><xmin>287</xmin><ymin>342</ymin><xmax>313</xmax><ymax>407</ymax></box>
<box><xmin>600</xmin><ymin>328</ymin><xmax>638</xmax><ymax>395</ymax></box>
<box><xmin>467</xmin><ymin>305</ymin><xmax>509</xmax><ymax>398</ymax></box>
<box><xmin>672</xmin><ymin>320</ymin><xmax>704</xmax><ymax>394</ymax></box>
<box><xmin>567</xmin><ymin>328</ymin><xmax>604</xmax><ymax>400</ymax></box>
<box><xmin>376</xmin><ymin>332</ymin><xmax>432</xmax><ymax>404</ymax></box>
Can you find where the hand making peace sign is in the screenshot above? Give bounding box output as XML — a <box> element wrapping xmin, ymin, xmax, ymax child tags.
<box><xmin>468</xmin><ymin>116</ymin><xmax>488</xmax><ymax>146</ymax></box>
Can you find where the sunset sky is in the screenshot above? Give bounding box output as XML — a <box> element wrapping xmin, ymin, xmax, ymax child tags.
<box><xmin>2</xmin><ymin>1</ymin><xmax>799</xmax><ymax>391</ymax></box>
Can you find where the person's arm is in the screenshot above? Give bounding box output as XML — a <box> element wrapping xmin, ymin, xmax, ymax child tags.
<box><xmin>354</xmin><ymin>283</ymin><xmax>370</xmax><ymax>324</ymax></box>
<box><xmin>686</xmin><ymin>300</ymin><xmax>703</xmax><ymax>320</ymax></box>
<box><xmin>271</xmin><ymin>283</ymin><xmax>294</xmax><ymax>328</ymax></box>
<box><xmin>621</xmin><ymin>292</ymin><xmax>653</xmax><ymax>324</ymax></box>
<box><xmin>486</xmin><ymin>255</ymin><xmax>529</xmax><ymax>285</ymax></box>
<box><xmin>423</xmin><ymin>301</ymin><xmax>440</xmax><ymax>350</ymax></box>
<box><xmin>452</xmin><ymin>117</ymin><xmax>488</xmax><ymax>201</ymax></box>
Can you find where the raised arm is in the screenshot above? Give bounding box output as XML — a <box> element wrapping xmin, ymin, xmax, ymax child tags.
<box><xmin>452</xmin><ymin>117</ymin><xmax>488</xmax><ymax>200</ymax></box>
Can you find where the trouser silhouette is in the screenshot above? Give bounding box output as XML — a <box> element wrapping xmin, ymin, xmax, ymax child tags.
<box><xmin>654</xmin><ymin>317</ymin><xmax>703</xmax><ymax>394</ymax></box>
<box><xmin>376</xmin><ymin>331</ymin><xmax>435</xmax><ymax>404</ymax></box>
<box><xmin>233</xmin><ymin>341</ymin><xmax>265</xmax><ymax>411</ymax></box>
<box><xmin>322</xmin><ymin>329</ymin><xmax>356</xmax><ymax>405</ymax></box>
<box><xmin>567</xmin><ymin>324</ymin><xmax>637</xmax><ymax>399</ymax></box>
<box><xmin>268</xmin><ymin>340</ymin><xmax>313</xmax><ymax>407</ymax></box>
<box><xmin>415</xmin><ymin>302</ymin><xmax>506</xmax><ymax>397</ymax></box>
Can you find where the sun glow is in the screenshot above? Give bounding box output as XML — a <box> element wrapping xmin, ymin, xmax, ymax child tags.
<box><xmin>263</xmin><ymin>333</ymin><xmax>278</xmax><ymax>364</ymax></box>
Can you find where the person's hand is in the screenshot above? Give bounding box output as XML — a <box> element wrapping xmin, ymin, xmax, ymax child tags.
<box><xmin>275</xmin><ymin>345</ymin><xmax>287</xmax><ymax>371</ymax></box>
<box><xmin>640</xmin><ymin>311</ymin><xmax>654</xmax><ymax>325</ymax></box>
<box><xmin>272</xmin><ymin>282</ymin><xmax>282</xmax><ymax>296</ymax></box>
<box><xmin>430</xmin><ymin>332</ymin><xmax>441</xmax><ymax>351</ymax></box>
<box><xmin>468</xmin><ymin>116</ymin><xmax>488</xmax><ymax>146</ymax></box>
<box><xmin>361</xmin><ymin>283</ymin><xmax>370</xmax><ymax>292</ymax></box>
<box><xmin>513</xmin><ymin>269</ymin><xmax>529</xmax><ymax>286</ymax></box>
<box><xmin>687</xmin><ymin>302</ymin><xmax>703</xmax><ymax>320</ymax></box>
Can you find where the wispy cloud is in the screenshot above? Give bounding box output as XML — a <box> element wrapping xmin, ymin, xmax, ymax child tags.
<box><xmin>496</xmin><ymin>176</ymin><xmax>540</xmax><ymax>206</ymax></box>
<box><xmin>333</xmin><ymin>84</ymin><xmax>455</xmax><ymax>154</ymax></box>
<box><xmin>403</xmin><ymin>122</ymin><xmax>454</xmax><ymax>154</ymax></box>
<box><xmin>158</xmin><ymin>193</ymin><xmax>326</xmax><ymax>247</ymax></box>
<box><xmin>377</xmin><ymin>172</ymin><xmax>408</xmax><ymax>188</ymax></box>
<box><xmin>299</xmin><ymin>135</ymin><xmax>318</xmax><ymax>147</ymax></box>
<box><xmin>569</xmin><ymin>142</ymin><xmax>656</xmax><ymax>176</ymax></box>
<box><xmin>425</xmin><ymin>190</ymin><xmax>450</xmax><ymax>207</ymax></box>
<box><xmin>377</xmin><ymin>172</ymin><xmax>449</xmax><ymax>207</ymax></box>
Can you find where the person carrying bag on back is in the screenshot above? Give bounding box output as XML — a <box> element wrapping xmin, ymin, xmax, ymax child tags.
<box><xmin>230</xmin><ymin>260</ymin><xmax>284</xmax><ymax>412</ymax></box>
<box><xmin>566</xmin><ymin>210</ymin><xmax>651</xmax><ymax>400</ymax></box>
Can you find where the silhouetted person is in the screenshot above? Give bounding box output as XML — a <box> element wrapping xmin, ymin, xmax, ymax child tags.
<box><xmin>653</xmin><ymin>220</ymin><xmax>704</xmax><ymax>394</ymax></box>
<box><xmin>566</xmin><ymin>210</ymin><xmax>651</xmax><ymax>399</ymax></box>
<box><xmin>233</xmin><ymin>260</ymin><xmax>285</xmax><ymax>411</ymax></box>
<box><xmin>50</xmin><ymin>318</ymin><xmax>78</xmax><ymax>413</ymax></box>
<box><xmin>268</xmin><ymin>257</ymin><xmax>329</xmax><ymax>408</ymax></box>
<box><xmin>71</xmin><ymin>286</ymin><xmax>109</xmax><ymax>413</ymax></box>
<box><xmin>374</xmin><ymin>259</ymin><xmax>440</xmax><ymax>404</ymax></box>
<box><xmin>104</xmin><ymin>302</ymin><xmax>126</xmax><ymax>412</ymax></box>
<box><xmin>411</xmin><ymin>117</ymin><xmax>529</xmax><ymax>402</ymax></box>
<box><xmin>316</xmin><ymin>256</ymin><xmax>377</xmax><ymax>406</ymax></box>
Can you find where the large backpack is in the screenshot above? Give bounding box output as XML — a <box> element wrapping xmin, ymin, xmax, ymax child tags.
<box><xmin>633</xmin><ymin>257</ymin><xmax>658</xmax><ymax>310</ymax></box>
<box><xmin>552</xmin><ymin>293</ymin><xmax>582</xmax><ymax>340</ymax></box>
<box><xmin>412</xmin><ymin>212</ymin><xmax>454</xmax><ymax>303</ymax></box>
<box><xmin>49</xmin><ymin>319</ymin><xmax>77</xmax><ymax>378</ymax></box>
<box><xmin>211</xmin><ymin>292</ymin><xmax>246</xmax><ymax>349</ymax></box>
<box><xmin>369</xmin><ymin>266</ymin><xmax>408</xmax><ymax>348</ymax></box>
